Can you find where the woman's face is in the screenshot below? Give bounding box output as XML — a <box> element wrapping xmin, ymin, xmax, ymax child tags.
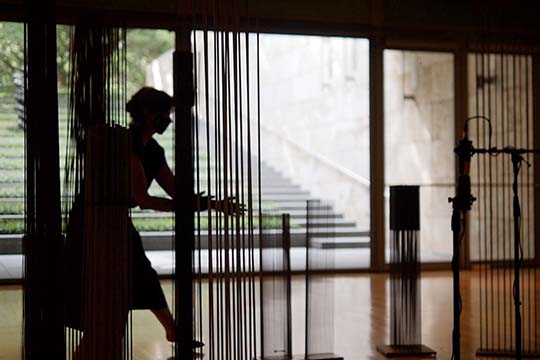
<box><xmin>144</xmin><ymin>110</ymin><xmax>172</xmax><ymax>135</ymax></box>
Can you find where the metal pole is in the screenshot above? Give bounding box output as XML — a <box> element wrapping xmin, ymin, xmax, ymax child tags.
<box><xmin>451</xmin><ymin>208</ymin><xmax>462</xmax><ymax>360</ymax></box>
<box><xmin>511</xmin><ymin>151</ymin><xmax>522</xmax><ymax>360</ymax></box>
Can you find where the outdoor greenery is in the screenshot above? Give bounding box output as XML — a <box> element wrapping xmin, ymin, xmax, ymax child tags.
<box><xmin>0</xmin><ymin>216</ymin><xmax>290</xmax><ymax>234</ymax></box>
<box><xmin>0</xmin><ymin>22</ymin><xmax>174</xmax><ymax>96</ymax></box>
<box><xmin>0</xmin><ymin>202</ymin><xmax>24</xmax><ymax>215</ymax></box>
<box><xmin>0</xmin><ymin>24</ymin><xmax>285</xmax><ymax>236</ymax></box>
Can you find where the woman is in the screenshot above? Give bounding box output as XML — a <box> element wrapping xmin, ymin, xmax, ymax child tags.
<box><xmin>127</xmin><ymin>86</ymin><xmax>183</xmax><ymax>344</ymax></box>
<box><xmin>67</xmin><ymin>87</ymin><xmax>229</xmax><ymax>351</ymax></box>
<box><xmin>127</xmin><ymin>86</ymin><xmax>231</xmax><ymax>345</ymax></box>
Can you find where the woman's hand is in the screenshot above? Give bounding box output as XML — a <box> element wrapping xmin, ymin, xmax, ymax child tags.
<box><xmin>194</xmin><ymin>192</ymin><xmax>246</xmax><ymax>215</ymax></box>
<box><xmin>211</xmin><ymin>196</ymin><xmax>246</xmax><ymax>216</ymax></box>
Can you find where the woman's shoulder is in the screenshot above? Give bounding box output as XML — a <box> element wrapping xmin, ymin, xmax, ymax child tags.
<box><xmin>147</xmin><ymin>137</ymin><xmax>164</xmax><ymax>155</ymax></box>
<box><xmin>130</xmin><ymin>127</ymin><xmax>143</xmax><ymax>151</ymax></box>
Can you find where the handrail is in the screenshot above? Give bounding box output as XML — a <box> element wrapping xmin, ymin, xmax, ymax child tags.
<box><xmin>260</xmin><ymin>123</ymin><xmax>371</xmax><ymax>188</ymax></box>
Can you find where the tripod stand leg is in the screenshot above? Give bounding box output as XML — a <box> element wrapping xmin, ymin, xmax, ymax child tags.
<box><xmin>512</xmin><ymin>154</ymin><xmax>522</xmax><ymax>360</ymax></box>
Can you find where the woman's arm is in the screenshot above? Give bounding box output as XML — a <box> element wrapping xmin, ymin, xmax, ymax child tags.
<box><xmin>156</xmin><ymin>163</ymin><xmax>210</xmax><ymax>211</ymax></box>
<box><xmin>155</xmin><ymin>162</ymin><xmax>244</xmax><ymax>214</ymax></box>
<box><xmin>132</xmin><ymin>156</ymin><xmax>174</xmax><ymax>212</ymax></box>
<box><xmin>155</xmin><ymin>162</ymin><xmax>176</xmax><ymax>198</ymax></box>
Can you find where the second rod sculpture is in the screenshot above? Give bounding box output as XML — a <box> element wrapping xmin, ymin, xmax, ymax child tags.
<box><xmin>450</xmin><ymin>116</ymin><xmax>539</xmax><ymax>360</ymax></box>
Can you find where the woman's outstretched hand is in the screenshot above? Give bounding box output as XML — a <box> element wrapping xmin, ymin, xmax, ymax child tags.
<box><xmin>212</xmin><ymin>196</ymin><xmax>246</xmax><ymax>216</ymax></box>
<box><xmin>195</xmin><ymin>192</ymin><xmax>246</xmax><ymax>215</ymax></box>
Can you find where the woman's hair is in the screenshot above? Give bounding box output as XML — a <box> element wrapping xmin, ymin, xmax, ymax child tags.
<box><xmin>126</xmin><ymin>87</ymin><xmax>173</xmax><ymax>125</ymax></box>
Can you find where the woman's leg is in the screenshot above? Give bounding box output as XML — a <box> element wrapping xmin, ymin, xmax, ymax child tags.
<box><xmin>151</xmin><ymin>307</ymin><xmax>175</xmax><ymax>341</ymax></box>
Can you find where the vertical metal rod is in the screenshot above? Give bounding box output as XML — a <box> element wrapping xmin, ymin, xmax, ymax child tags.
<box><xmin>257</xmin><ymin>31</ymin><xmax>264</xmax><ymax>360</ymax></box>
<box><xmin>245</xmin><ymin>30</ymin><xmax>257</xmax><ymax>360</ymax></box>
<box><xmin>524</xmin><ymin>55</ymin><xmax>532</xmax><ymax>354</ymax></box>
<box><xmin>283</xmin><ymin>213</ymin><xmax>292</xmax><ymax>358</ymax></box>
<box><xmin>517</xmin><ymin>55</ymin><xmax>524</xmax><ymax>355</ymax></box>
<box><xmin>223</xmin><ymin>28</ymin><xmax>231</xmax><ymax>360</ymax></box>
<box><xmin>505</xmin><ymin>54</ymin><xmax>513</xmax><ymax>349</ymax></box>
<box><xmin>475</xmin><ymin>51</ymin><xmax>484</xmax><ymax>352</ymax></box>
<box><xmin>484</xmin><ymin>51</ymin><xmax>493</xmax><ymax>349</ymax></box>
<box><xmin>511</xmin><ymin>53</ymin><xmax>518</xmax><ymax>356</ymax></box>
<box><xmin>203</xmin><ymin>25</ymin><xmax>215</xmax><ymax>360</ymax></box>
<box><xmin>500</xmin><ymin>51</ymin><xmax>508</xmax><ymax>352</ymax></box>
<box><xmin>486</xmin><ymin>52</ymin><xmax>495</xmax><ymax>352</ymax></box>
<box><xmin>305</xmin><ymin>201</ymin><xmax>311</xmax><ymax>358</ymax></box>
<box><xmin>494</xmin><ymin>52</ymin><xmax>501</xmax><ymax>353</ymax></box>
<box><xmin>532</xmin><ymin>53</ymin><xmax>540</xmax><ymax>354</ymax></box>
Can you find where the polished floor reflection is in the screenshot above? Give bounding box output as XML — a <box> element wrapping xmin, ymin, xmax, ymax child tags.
<box><xmin>0</xmin><ymin>271</ymin><xmax>538</xmax><ymax>359</ymax></box>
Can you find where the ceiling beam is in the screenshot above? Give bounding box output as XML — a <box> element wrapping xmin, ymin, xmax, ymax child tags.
<box><xmin>0</xmin><ymin>0</ymin><xmax>538</xmax><ymax>48</ymax></box>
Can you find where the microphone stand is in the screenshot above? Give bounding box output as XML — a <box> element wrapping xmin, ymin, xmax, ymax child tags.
<box><xmin>448</xmin><ymin>136</ymin><xmax>475</xmax><ymax>360</ymax></box>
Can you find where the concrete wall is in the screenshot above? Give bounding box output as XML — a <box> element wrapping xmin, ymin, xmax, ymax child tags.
<box><xmin>258</xmin><ymin>35</ymin><xmax>371</xmax><ymax>229</ymax></box>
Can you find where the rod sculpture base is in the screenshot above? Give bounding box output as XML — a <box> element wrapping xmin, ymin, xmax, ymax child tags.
<box><xmin>258</xmin><ymin>354</ymin><xmax>343</xmax><ymax>360</ymax></box>
<box><xmin>476</xmin><ymin>349</ymin><xmax>540</xmax><ymax>358</ymax></box>
<box><xmin>377</xmin><ymin>344</ymin><xmax>437</xmax><ymax>358</ymax></box>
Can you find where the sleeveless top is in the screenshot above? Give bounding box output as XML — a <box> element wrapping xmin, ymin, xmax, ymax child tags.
<box><xmin>131</xmin><ymin>127</ymin><xmax>167</xmax><ymax>189</ymax></box>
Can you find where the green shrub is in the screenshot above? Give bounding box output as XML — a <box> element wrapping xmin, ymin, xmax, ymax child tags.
<box><xmin>0</xmin><ymin>215</ymin><xmax>290</xmax><ymax>234</ymax></box>
<box><xmin>0</xmin><ymin>202</ymin><xmax>23</xmax><ymax>214</ymax></box>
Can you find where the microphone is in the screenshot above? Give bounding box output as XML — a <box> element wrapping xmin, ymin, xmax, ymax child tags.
<box><xmin>451</xmin><ymin>126</ymin><xmax>475</xmax><ymax>213</ymax></box>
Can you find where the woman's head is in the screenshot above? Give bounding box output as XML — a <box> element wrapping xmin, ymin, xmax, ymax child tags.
<box><xmin>126</xmin><ymin>87</ymin><xmax>173</xmax><ymax>134</ymax></box>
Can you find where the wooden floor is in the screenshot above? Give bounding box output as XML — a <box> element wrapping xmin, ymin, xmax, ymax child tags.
<box><xmin>0</xmin><ymin>270</ymin><xmax>539</xmax><ymax>360</ymax></box>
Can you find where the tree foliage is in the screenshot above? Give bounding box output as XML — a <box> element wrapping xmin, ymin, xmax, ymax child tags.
<box><xmin>126</xmin><ymin>29</ymin><xmax>174</xmax><ymax>95</ymax></box>
<box><xmin>0</xmin><ymin>22</ymin><xmax>25</xmax><ymax>89</ymax></box>
<box><xmin>0</xmin><ymin>22</ymin><xmax>173</xmax><ymax>94</ymax></box>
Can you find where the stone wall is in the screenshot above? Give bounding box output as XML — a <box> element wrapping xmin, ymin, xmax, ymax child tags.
<box><xmin>384</xmin><ymin>50</ymin><xmax>455</xmax><ymax>260</ymax></box>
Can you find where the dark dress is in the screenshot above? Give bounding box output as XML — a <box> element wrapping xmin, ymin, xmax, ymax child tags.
<box><xmin>129</xmin><ymin>128</ymin><xmax>168</xmax><ymax>310</ymax></box>
<box><xmin>66</xmin><ymin>127</ymin><xmax>167</xmax><ymax>329</ymax></box>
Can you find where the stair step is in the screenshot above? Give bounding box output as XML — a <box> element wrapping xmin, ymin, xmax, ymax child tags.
<box><xmin>306</xmin><ymin>227</ymin><xmax>369</xmax><ymax>238</ymax></box>
<box><xmin>258</xmin><ymin>194</ymin><xmax>314</xmax><ymax>201</ymax></box>
<box><xmin>257</xmin><ymin>186</ymin><xmax>306</xmax><ymax>194</ymax></box>
<box><xmin>290</xmin><ymin>218</ymin><xmax>357</xmax><ymax>228</ymax></box>
<box><xmin>267</xmin><ymin>203</ymin><xmax>331</xmax><ymax>211</ymax></box>
<box><xmin>310</xmin><ymin>237</ymin><xmax>370</xmax><ymax>249</ymax></box>
<box><xmin>273</xmin><ymin>209</ymin><xmax>341</xmax><ymax>218</ymax></box>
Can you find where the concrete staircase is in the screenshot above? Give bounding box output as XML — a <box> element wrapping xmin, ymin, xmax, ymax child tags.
<box><xmin>140</xmin><ymin>160</ymin><xmax>369</xmax><ymax>250</ymax></box>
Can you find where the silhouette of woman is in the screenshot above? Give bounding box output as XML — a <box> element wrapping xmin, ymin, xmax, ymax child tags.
<box><xmin>127</xmin><ymin>86</ymin><xmax>237</xmax><ymax>345</ymax></box>
<box><xmin>66</xmin><ymin>87</ymin><xmax>235</xmax><ymax>352</ymax></box>
<box><xmin>126</xmin><ymin>86</ymin><xmax>189</xmax><ymax>344</ymax></box>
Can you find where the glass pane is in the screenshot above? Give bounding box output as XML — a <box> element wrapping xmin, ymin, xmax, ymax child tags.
<box><xmin>259</xmin><ymin>34</ymin><xmax>371</xmax><ymax>270</ymax></box>
<box><xmin>384</xmin><ymin>50</ymin><xmax>455</xmax><ymax>263</ymax></box>
<box><xmin>0</xmin><ymin>20</ymin><xmax>24</xmax><ymax>359</ymax></box>
<box><xmin>467</xmin><ymin>53</ymin><xmax>534</xmax><ymax>263</ymax></box>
